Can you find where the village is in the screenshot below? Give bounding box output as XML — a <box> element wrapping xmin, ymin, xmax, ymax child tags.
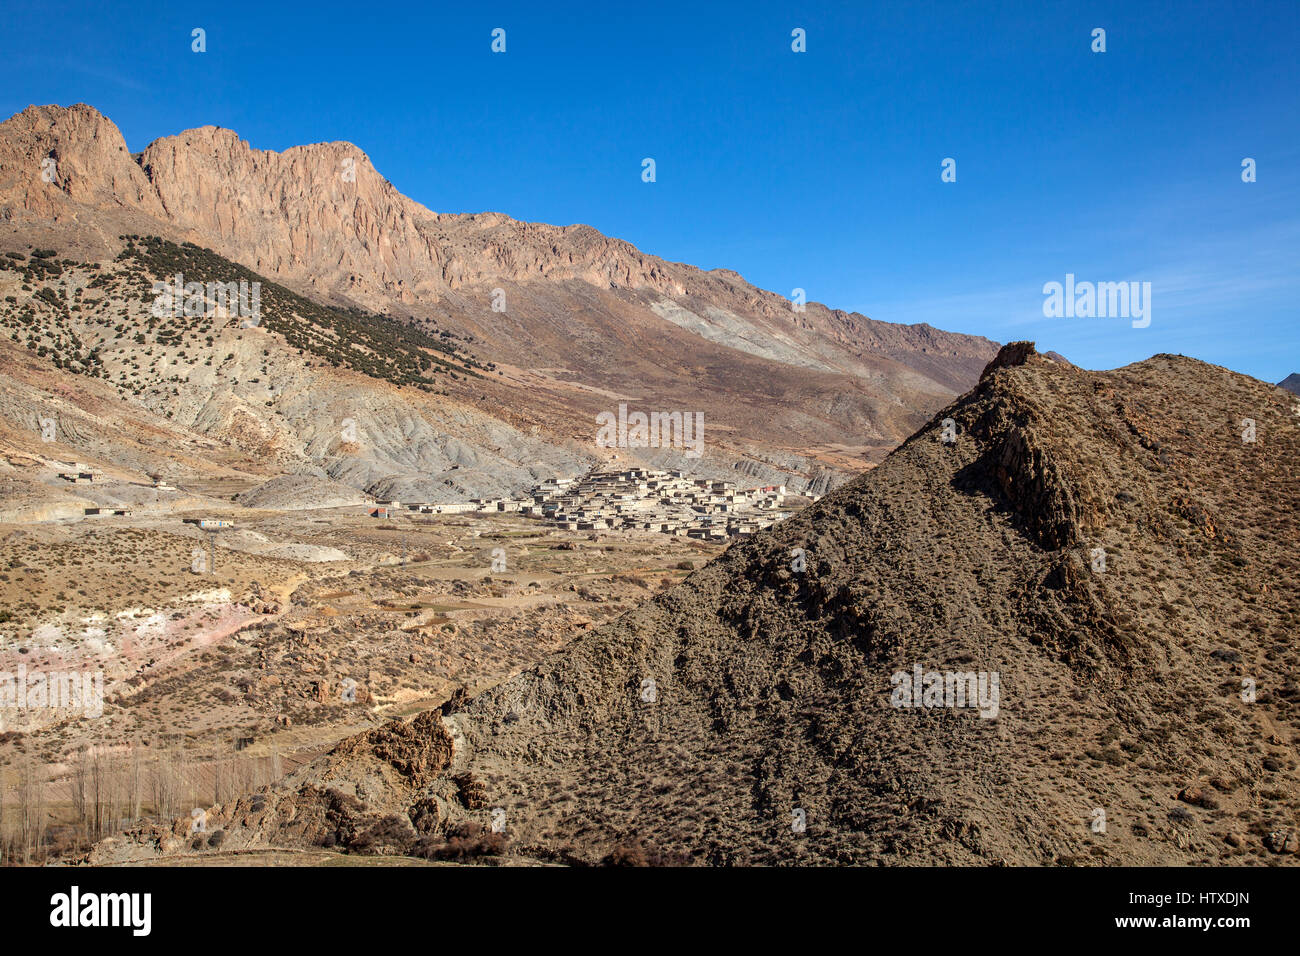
<box><xmin>392</xmin><ymin>467</ymin><xmax>816</xmax><ymax>542</ymax></box>
<box><xmin>52</xmin><ymin>460</ymin><xmax>814</xmax><ymax>543</ymax></box>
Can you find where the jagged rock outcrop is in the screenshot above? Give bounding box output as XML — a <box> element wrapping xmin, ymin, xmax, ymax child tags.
<box><xmin>0</xmin><ymin>103</ymin><xmax>165</xmax><ymax>223</ymax></box>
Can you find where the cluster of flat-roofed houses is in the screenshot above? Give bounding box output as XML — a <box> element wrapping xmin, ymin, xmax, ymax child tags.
<box><xmin>388</xmin><ymin>468</ymin><xmax>811</xmax><ymax>541</ymax></box>
<box><xmin>47</xmin><ymin>461</ymin><xmax>803</xmax><ymax>542</ymax></box>
<box><xmin>56</xmin><ymin>462</ymin><xmax>100</xmax><ymax>485</ymax></box>
<box><xmin>55</xmin><ymin>463</ymin><xmax>136</xmax><ymax>516</ymax></box>
<box><xmin>58</xmin><ymin>464</ymin><xmax>173</xmax><ymax>517</ymax></box>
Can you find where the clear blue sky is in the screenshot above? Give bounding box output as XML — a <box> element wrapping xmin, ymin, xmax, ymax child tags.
<box><xmin>3</xmin><ymin>1</ymin><xmax>1297</xmax><ymax>380</ymax></box>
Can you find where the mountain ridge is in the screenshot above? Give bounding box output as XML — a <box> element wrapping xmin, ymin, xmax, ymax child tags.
<box><xmin>1</xmin><ymin>102</ymin><xmax>988</xmax><ymax>352</ymax></box>
<box><xmin>0</xmin><ymin>102</ymin><xmax>1000</xmax><ymax>497</ymax></box>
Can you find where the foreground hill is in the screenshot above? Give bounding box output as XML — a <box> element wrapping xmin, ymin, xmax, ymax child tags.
<box><xmin>92</xmin><ymin>344</ymin><xmax>1300</xmax><ymax>865</ymax></box>
<box><xmin>0</xmin><ymin>104</ymin><xmax>997</xmax><ymax>494</ymax></box>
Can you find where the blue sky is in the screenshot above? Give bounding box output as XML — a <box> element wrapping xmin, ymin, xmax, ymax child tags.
<box><xmin>2</xmin><ymin>0</ymin><xmax>1297</xmax><ymax>380</ymax></box>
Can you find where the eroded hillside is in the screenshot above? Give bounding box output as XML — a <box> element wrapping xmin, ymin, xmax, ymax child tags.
<box><xmin>92</xmin><ymin>344</ymin><xmax>1300</xmax><ymax>865</ymax></box>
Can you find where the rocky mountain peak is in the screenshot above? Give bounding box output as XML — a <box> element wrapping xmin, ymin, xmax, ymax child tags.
<box><xmin>0</xmin><ymin>102</ymin><xmax>163</xmax><ymax>221</ymax></box>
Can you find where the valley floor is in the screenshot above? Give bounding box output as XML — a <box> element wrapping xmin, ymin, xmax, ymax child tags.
<box><xmin>0</xmin><ymin>501</ymin><xmax>721</xmax><ymax>864</ymax></box>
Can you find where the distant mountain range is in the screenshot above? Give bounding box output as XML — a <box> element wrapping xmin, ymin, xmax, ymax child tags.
<box><xmin>0</xmin><ymin>103</ymin><xmax>997</xmax><ymax>502</ymax></box>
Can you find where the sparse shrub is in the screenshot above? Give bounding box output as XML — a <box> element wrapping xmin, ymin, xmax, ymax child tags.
<box><xmin>415</xmin><ymin>822</ymin><xmax>506</xmax><ymax>861</ymax></box>
<box><xmin>600</xmin><ymin>837</ymin><xmax>688</xmax><ymax>867</ymax></box>
<box><xmin>348</xmin><ymin>813</ymin><xmax>415</xmax><ymax>854</ymax></box>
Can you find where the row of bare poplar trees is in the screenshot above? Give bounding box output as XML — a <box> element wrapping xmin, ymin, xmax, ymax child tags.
<box><xmin>0</xmin><ymin>741</ymin><xmax>285</xmax><ymax>864</ymax></box>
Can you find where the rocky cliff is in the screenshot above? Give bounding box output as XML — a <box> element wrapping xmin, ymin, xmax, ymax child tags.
<box><xmin>0</xmin><ymin>103</ymin><xmax>998</xmax><ymax>497</ymax></box>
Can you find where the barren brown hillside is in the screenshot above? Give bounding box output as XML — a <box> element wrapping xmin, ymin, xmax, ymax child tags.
<box><xmin>92</xmin><ymin>344</ymin><xmax>1300</xmax><ymax>865</ymax></box>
